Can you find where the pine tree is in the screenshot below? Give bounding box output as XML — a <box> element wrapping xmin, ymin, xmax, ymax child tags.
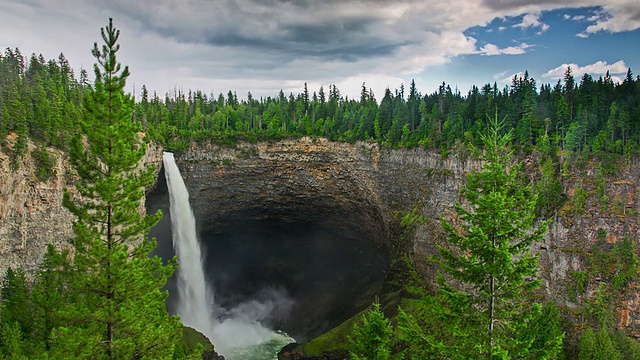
<box><xmin>578</xmin><ymin>329</ymin><xmax>623</xmax><ymax>360</ymax></box>
<box><xmin>30</xmin><ymin>245</ymin><xmax>73</xmax><ymax>352</ymax></box>
<box><xmin>349</xmin><ymin>300</ymin><xmax>394</xmax><ymax>360</ymax></box>
<box><xmin>0</xmin><ymin>267</ymin><xmax>32</xmax><ymax>340</ymax></box>
<box><xmin>55</xmin><ymin>18</ymin><xmax>181</xmax><ymax>359</ymax></box>
<box><xmin>435</xmin><ymin>114</ymin><xmax>554</xmax><ymax>358</ymax></box>
<box><xmin>520</xmin><ymin>302</ymin><xmax>565</xmax><ymax>359</ymax></box>
<box><xmin>0</xmin><ymin>322</ymin><xmax>27</xmax><ymax>360</ymax></box>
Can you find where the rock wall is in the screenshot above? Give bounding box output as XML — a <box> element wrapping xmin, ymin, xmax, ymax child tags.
<box><xmin>0</xmin><ymin>138</ymin><xmax>163</xmax><ymax>281</ymax></box>
<box><xmin>0</xmin><ymin>142</ymin><xmax>76</xmax><ymax>279</ymax></box>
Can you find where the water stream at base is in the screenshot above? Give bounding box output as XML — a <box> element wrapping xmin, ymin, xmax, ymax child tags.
<box><xmin>163</xmin><ymin>152</ymin><xmax>294</xmax><ymax>359</ymax></box>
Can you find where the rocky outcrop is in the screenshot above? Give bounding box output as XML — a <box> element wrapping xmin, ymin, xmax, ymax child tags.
<box><xmin>0</xmin><ymin>142</ymin><xmax>75</xmax><ymax>279</ymax></box>
<box><xmin>0</xmin><ymin>138</ymin><xmax>163</xmax><ymax>281</ymax></box>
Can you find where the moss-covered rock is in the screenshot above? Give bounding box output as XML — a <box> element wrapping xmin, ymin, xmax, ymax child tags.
<box><xmin>179</xmin><ymin>326</ymin><xmax>224</xmax><ymax>360</ymax></box>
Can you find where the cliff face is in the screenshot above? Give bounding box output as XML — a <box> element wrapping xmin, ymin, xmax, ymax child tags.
<box><xmin>0</xmin><ymin>142</ymin><xmax>75</xmax><ymax>278</ymax></box>
<box><xmin>2</xmin><ymin>137</ymin><xmax>640</xmax><ymax>338</ymax></box>
<box><xmin>0</xmin><ymin>138</ymin><xmax>163</xmax><ymax>281</ymax></box>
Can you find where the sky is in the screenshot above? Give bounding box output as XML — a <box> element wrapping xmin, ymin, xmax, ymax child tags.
<box><xmin>1</xmin><ymin>0</ymin><xmax>639</xmax><ymax>101</ymax></box>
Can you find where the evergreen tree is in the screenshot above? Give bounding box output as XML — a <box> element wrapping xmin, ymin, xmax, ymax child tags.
<box><xmin>0</xmin><ymin>322</ymin><xmax>27</xmax><ymax>360</ymax></box>
<box><xmin>29</xmin><ymin>245</ymin><xmax>73</xmax><ymax>352</ymax></box>
<box><xmin>435</xmin><ymin>114</ymin><xmax>553</xmax><ymax>358</ymax></box>
<box><xmin>349</xmin><ymin>300</ymin><xmax>394</xmax><ymax>360</ymax></box>
<box><xmin>56</xmin><ymin>18</ymin><xmax>181</xmax><ymax>359</ymax></box>
<box><xmin>578</xmin><ymin>329</ymin><xmax>623</xmax><ymax>360</ymax></box>
<box><xmin>578</xmin><ymin>329</ymin><xmax>597</xmax><ymax>360</ymax></box>
<box><xmin>0</xmin><ymin>267</ymin><xmax>32</xmax><ymax>340</ymax></box>
<box><xmin>520</xmin><ymin>302</ymin><xmax>565</xmax><ymax>359</ymax></box>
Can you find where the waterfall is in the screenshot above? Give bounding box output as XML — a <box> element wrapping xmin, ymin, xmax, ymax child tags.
<box><xmin>163</xmin><ymin>152</ymin><xmax>294</xmax><ymax>360</ymax></box>
<box><xmin>163</xmin><ymin>152</ymin><xmax>217</xmax><ymax>336</ymax></box>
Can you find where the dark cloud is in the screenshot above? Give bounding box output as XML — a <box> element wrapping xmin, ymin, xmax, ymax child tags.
<box><xmin>101</xmin><ymin>0</ymin><xmax>409</xmax><ymax>64</ymax></box>
<box><xmin>481</xmin><ymin>0</ymin><xmax>582</xmax><ymax>11</ymax></box>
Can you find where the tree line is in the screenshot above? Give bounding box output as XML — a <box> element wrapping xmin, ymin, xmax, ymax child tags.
<box><xmin>2</xmin><ymin>44</ymin><xmax>639</xmax><ymax>161</ymax></box>
<box><xmin>135</xmin><ymin>69</ymin><xmax>640</xmax><ymax>161</ymax></box>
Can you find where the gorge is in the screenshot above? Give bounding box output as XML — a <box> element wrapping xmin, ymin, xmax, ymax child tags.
<box><xmin>2</xmin><ymin>137</ymin><xmax>640</xmax><ymax>355</ymax></box>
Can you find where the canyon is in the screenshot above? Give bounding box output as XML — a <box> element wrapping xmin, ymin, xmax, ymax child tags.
<box><xmin>1</xmin><ymin>137</ymin><xmax>639</xmax><ymax>347</ymax></box>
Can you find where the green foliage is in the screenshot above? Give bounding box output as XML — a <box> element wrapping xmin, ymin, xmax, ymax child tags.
<box><xmin>611</xmin><ymin>330</ymin><xmax>640</xmax><ymax>360</ymax></box>
<box><xmin>396</xmin><ymin>296</ymin><xmax>451</xmax><ymax>359</ymax></box>
<box><xmin>0</xmin><ymin>48</ymin><xmax>83</xmax><ymax>153</ymax></box>
<box><xmin>0</xmin><ymin>322</ymin><xmax>27</xmax><ymax>360</ymax></box>
<box><xmin>520</xmin><ymin>302</ymin><xmax>565</xmax><ymax>360</ymax></box>
<box><xmin>396</xmin><ymin>115</ymin><xmax>560</xmax><ymax>359</ymax></box>
<box><xmin>400</xmin><ymin>205</ymin><xmax>426</xmax><ymax>228</ymax></box>
<box><xmin>301</xmin><ymin>310</ymin><xmax>363</xmax><ymax>357</ymax></box>
<box><xmin>435</xmin><ymin>115</ymin><xmax>550</xmax><ymax>358</ymax></box>
<box><xmin>587</xmin><ymin>283</ymin><xmax>615</xmax><ymax>331</ymax></box>
<box><xmin>578</xmin><ymin>327</ymin><xmax>640</xmax><ymax>360</ymax></box>
<box><xmin>50</xmin><ymin>18</ymin><xmax>182</xmax><ymax>359</ymax></box>
<box><xmin>0</xmin><ymin>267</ymin><xmax>32</xmax><ymax>341</ymax></box>
<box><xmin>587</xmin><ymin>235</ymin><xmax>638</xmax><ymax>293</ymax></box>
<box><xmin>4</xmin><ymin>40</ymin><xmax>640</xmax><ymax>166</ymax></box>
<box><xmin>578</xmin><ymin>329</ymin><xmax>623</xmax><ymax>360</ymax></box>
<box><xmin>171</xmin><ymin>327</ymin><xmax>208</xmax><ymax>360</ymax></box>
<box><xmin>574</xmin><ymin>234</ymin><xmax>639</xmax><ymax>354</ymax></box>
<box><xmin>349</xmin><ymin>300</ymin><xmax>395</xmax><ymax>360</ymax></box>
<box><xmin>578</xmin><ymin>329</ymin><xmax>597</xmax><ymax>360</ymax></box>
<box><xmin>32</xmin><ymin>146</ymin><xmax>55</xmax><ymax>182</ymax></box>
<box><xmin>29</xmin><ymin>245</ymin><xmax>72</xmax><ymax>352</ymax></box>
<box><xmin>611</xmin><ymin>240</ymin><xmax>638</xmax><ymax>290</ymax></box>
<box><xmin>567</xmin><ymin>270</ymin><xmax>588</xmax><ymax>301</ymax></box>
<box><xmin>571</xmin><ymin>187</ymin><xmax>589</xmax><ymax>215</ymax></box>
<box><xmin>535</xmin><ymin>156</ymin><xmax>566</xmax><ymax>217</ymax></box>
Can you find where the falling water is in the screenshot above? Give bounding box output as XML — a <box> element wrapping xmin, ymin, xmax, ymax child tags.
<box><xmin>163</xmin><ymin>152</ymin><xmax>294</xmax><ymax>360</ymax></box>
<box><xmin>163</xmin><ymin>152</ymin><xmax>217</xmax><ymax>335</ymax></box>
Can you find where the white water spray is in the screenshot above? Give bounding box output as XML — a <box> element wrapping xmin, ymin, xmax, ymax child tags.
<box><xmin>163</xmin><ymin>152</ymin><xmax>294</xmax><ymax>359</ymax></box>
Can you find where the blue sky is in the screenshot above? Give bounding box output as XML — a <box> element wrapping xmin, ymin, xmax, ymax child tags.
<box><xmin>0</xmin><ymin>1</ymin><xmax>639</xmax><ymax>100</ymax></box>
<box><xmin>441</xmin><ymin>6</ymin><xmax>638</xmax><ymax>93</ymax></box>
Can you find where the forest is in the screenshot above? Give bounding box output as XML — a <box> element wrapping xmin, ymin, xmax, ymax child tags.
<box><xmin>1</xmin><ymin>25</ymin><xmax>640</xmax><ymax>359</ymax></box>
<box><xmin>1</xmin><ymin>46</ymin><xmax>639</xmax><ymax>162</ymax></box>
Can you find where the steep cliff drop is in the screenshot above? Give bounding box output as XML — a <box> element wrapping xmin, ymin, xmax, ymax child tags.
<box><xmin>163</xmin><ymin>152</ymin><xmax>293</xmax><ymax>359</ymax></box>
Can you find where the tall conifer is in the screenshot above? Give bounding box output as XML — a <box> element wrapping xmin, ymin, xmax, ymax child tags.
<box><xmin>57</xmin><ymin>18</ymin><xmax>181</xmax><ymax>359</ymax></box>
<box><xmin>435</xmin><ymin>114</ymin><xmax>559</xmax><ymax>358</ymax></box>
<box><xmin>396</xmin><ymin>115</ymin><xmax>563</xmax><ymax>360</ymax></box>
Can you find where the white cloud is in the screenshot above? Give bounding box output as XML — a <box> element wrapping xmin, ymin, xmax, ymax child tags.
<box><xmin>542</xmin><ymin>60</ymin><xmax>629</xmax><ymax>79</ymax></box>
<box><xmin>578</xmin><ymin>1</ymin><xmax>640</xmax><ymax>37</ymax></box>
<box><xmin>513</xmin><ymin>13</ymin><xmax>550</xmax><ymax>33</ymax></box>
<box><xmin>564</xmin><ymin>13</ymin><xmax>586</xmax><ymax>21</ymax></box>
<box><xmin>479</xmin><ymin>43</ymin><xmax>532</xmax><ymax>56</ymax></box>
